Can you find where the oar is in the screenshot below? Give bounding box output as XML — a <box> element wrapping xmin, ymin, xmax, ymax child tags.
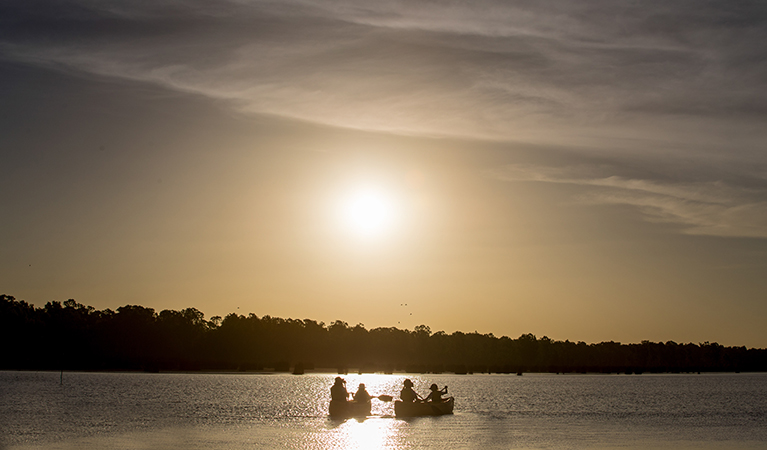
<box><xmin>377</xmin><ymin>395</ymin><xmax>393</xmax><ymax>402</ymax></box>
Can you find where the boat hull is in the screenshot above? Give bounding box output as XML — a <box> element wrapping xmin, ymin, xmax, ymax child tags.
<box><xmin>329</xmin><ymin>400</ymin><xmax>371</xmax><ymax>418</ymax></box>
<box><xmin>394</xmin><ymin>397</ymin><xmax>454</xmax><ymax>417</ymax></box>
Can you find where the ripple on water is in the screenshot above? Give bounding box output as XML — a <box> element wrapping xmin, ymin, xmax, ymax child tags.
<box><xmin>2</xmin><ymin>372</ymin><xmax>767</xmax><ymax>449</ymax></box>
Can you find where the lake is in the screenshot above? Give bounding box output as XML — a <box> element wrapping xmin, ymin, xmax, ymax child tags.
<box><xmin>2</xmin><ymin>371</ymin><xmax>766</xmax><ymax>449</ymax></box>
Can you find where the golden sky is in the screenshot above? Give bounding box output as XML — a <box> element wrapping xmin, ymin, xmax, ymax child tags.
<box><xmin>2</xmin><ymin>0</ymin><xmax>767</xmax><ymax>346</ymax></box>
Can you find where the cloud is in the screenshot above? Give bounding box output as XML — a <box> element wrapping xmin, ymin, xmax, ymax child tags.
<box><xmin>491</xmin><ymin>163</ymin><xmax>767</xmax><ymax>238</ymax></box>
<box><xmin>1</xmin><ymin>0</ymin><xmax>766</xmax><ymax>147</ymax></box>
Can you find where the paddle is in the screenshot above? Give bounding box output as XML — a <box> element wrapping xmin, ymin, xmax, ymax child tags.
<box><xmin>377</xmin><ymin>395</ymin><xmax>393</xmax><ymax>402</ymax></box>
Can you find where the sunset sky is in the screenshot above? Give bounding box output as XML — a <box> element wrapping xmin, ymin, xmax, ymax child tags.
<box><xmin>2</xmin><ymin>0</ymin><xmax>766</xmax><ymax>347</ymax></box>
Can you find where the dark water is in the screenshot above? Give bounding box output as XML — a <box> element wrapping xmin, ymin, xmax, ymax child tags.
<box><xmin>2</xmin><ymin>371</ymin><xmax>766</xmax><ymax>449</ymax></box>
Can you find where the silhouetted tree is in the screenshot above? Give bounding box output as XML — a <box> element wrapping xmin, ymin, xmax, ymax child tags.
<box><xmin>1</xmin><ymin>294</ymin><xmax>765</xmax><ymax>373</ymax></box>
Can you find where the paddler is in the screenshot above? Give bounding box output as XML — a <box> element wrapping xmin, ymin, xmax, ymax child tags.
<box><xmin>399</xmin><ymin>379</ymin><xmax>422</xmax><ymax>402</ymax></box>
<box><xmin>425</xmin><ymin>383</ymin><xmax>448</xmax><ymax>403</ymax></box>
<box><xmin>353</xmin><ymin>383</ymin><xmax>372</xmax><ymax>403</ymax></box>
<box><xmin>331</xmin><ymin>377</ymin><xmax>350</xmax><ymax>402</ymax></box>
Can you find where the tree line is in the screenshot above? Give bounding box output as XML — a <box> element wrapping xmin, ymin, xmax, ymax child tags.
<box><xmin>2</xmin><ymin>294</ymin><xmax>765</xmax><ymax>374</ymax></box>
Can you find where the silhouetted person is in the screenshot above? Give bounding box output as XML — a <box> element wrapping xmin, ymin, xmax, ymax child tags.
<box><xmin>400</xmin><ymin>379</ymin><xmax>421</xmax><ymax>402</ymax></box>
<box><xmin>331</xmin><ymin>377</ymin><xmax>349</xmax><ymax>402</ymax></box>
<box><xmin>425</xmin><ymin>384</ymin><xmax>448</xmax><ymax>402</ymax></box>
<box><xmin>353</xmin><ymin>383</ymin><xmax>371</xmax><ymax>403</ymax></box>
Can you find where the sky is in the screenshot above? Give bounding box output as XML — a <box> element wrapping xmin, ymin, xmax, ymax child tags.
<box><xmin>2</xmin><ymin>0</ymin><xmax>767</xmax><ymax>347</ymax></box>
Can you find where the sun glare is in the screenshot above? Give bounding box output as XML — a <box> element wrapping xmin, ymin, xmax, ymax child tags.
<box><xmin>338</xmin><ymin>188</ymin><xmax>397</xmax><ymax>239</ymax></box>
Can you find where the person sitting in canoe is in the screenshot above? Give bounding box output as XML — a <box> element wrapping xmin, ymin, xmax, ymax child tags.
<box><xmin>353</xmin><ymin>383</ymin><xmax>372</xmax><ymax>403</ymax></box>
<box><xmin>331</xmin><ymin>377</ymin><xmax>350</xmax><ymax>402</ymax></box>
<box><xmin>400</xmin><ymin>379</ymin><xmax>422</xmax><ymax>403</ymax></box>
<box><xmin>425</xmin><ymin>384</ymin><xmax>448</xmax><ymax>403</ymax></box>
<box><xmin>329</xmin><ymin>377</ymin><xmax>374</xmax><ymax>417</ymax></box>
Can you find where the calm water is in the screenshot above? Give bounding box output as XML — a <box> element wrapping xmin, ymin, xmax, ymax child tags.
<box><xmin>1</xmin><ymin>371</ymin><xmax>766</xmax><ymax>449</ymax></box>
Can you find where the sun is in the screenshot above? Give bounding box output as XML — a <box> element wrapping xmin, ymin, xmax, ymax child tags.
<box><xmin>338</xmin><ymin>187</ymin><xmax>397</xmax><ymax>239</ymax></box>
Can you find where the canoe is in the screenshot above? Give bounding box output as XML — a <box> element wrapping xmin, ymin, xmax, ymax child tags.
<box><xmin>329</xmin><ymin>400</ymin><xmax>371</xmax><ymax>418</ymax></box>
<box><xmin>394</xmin><ymin>397</ymin><xmax>454</xmax><ymax>417</ymax></box>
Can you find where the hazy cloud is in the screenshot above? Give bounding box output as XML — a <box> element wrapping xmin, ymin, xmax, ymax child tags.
<box><xmin>492</xmin><ymin>163</ymin><xmax>767</xmax><ymax>238</ymax></box>
<box><xmin>2</xmin><ymin>0</ymin><xmax>766</xmax><ymax>147</ymax></box>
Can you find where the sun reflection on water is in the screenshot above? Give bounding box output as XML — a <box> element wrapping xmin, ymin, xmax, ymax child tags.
<box><xmin>300</xmin><ymin>374</ymin><xmax>416</xmax><ymax>450</ymax></box>
<box><xmin>315</xmin><ymin>418</ymin><xmax>405</xmax><ymax>450</ymax></box>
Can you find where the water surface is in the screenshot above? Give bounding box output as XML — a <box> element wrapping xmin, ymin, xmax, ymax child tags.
<box><xmin>2</xmin><ymin>371</ymin><xmax>766</xmax><ymax>449</ymax></box>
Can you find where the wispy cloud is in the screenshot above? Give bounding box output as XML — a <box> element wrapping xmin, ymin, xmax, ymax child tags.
<box><xmin>2</xmin><ymin>0</ymin><xmax>766</xmax><ymax>147</ymax></box>
<box><xmin>491</xmin><ymin>163</ymin><xmax>767</xmax><ymax>238</ymax></box>
<box><xmin>3</xmin><ymin>0</ymin><xmax>767</xmax><ymax>234</ymax></box>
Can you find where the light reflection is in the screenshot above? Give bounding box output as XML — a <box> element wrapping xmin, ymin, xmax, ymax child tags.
<box><xmin>302</xmin><ymin>374</ymin><xmax>421</xmax><ymax>450</ymax></box>
<box><xmin>311</xmin><ymin>417</ymin><xmax>407</xmax><ymax>450</ymax></box>
<box><xmin>351</xmin><ymin>418</ymin><xmax>397</xmax><ymax>449</ymax></box>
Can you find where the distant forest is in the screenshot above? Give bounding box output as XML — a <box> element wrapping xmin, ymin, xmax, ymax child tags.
<box><xmin>2</xmin><ymin>294</ymin><xmax>766</xmax><ymax>374</ymax></box>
